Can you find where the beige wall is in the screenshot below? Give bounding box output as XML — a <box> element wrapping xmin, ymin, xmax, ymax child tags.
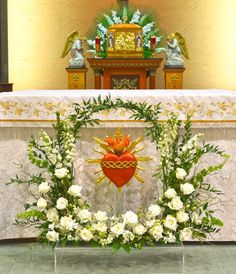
<box><xmin>8</xmin><ymin>0</ymin><xmax>236</xmax><ymax>90</ymax></box>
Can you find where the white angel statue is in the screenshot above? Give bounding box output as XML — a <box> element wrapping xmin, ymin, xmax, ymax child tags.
<box><xmin>61</xmin><ymin>31</ymin><xmax>87</xmax><ymax>68</ymax></box>
<box><xmin>165</xmin><ymin>32</ymin><xmax>189</xmax><ymax>67</ymax></box>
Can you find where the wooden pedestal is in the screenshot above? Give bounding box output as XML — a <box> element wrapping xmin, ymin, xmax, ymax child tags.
<box><xmin>164</xmin><ymin>67</ymin><xmax>185</xmax><ymax>89</ymax></box>
<box><xmin>87</xmin><ymin>58</ymin><xmax>163</xmax><ymax>89</ymax></box>
<box><xmin>0</xmin><ymin>83</ymin><xmax>13</xmax><ymax>92</ymax></box>
<box><xmin>66</xmin><ymin>68</ymin><xmax>88</xmax><ymax>89</ymax></box>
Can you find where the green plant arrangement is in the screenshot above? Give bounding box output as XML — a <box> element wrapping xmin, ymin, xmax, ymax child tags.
<box><xmin>87</xmin><ymin>6</ymin><xmax>165</xmax><ymax>58</ymax></box>
<box><xmin>9</xmin><ymin>96</ymin><xmax>228</xmax><ymax>252</ymax></box>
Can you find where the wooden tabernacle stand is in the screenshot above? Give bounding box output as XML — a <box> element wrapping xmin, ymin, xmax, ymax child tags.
<box><xmin>87</xmin><ymin>58</ymin><xmax>163</xmax><ymax>89</ymax></box>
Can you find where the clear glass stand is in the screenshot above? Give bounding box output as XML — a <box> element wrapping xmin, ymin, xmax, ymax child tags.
<box><xmin>54</xmin><ymin>242</ymin><xmax>184</xmax><ymax>274</ymax></box>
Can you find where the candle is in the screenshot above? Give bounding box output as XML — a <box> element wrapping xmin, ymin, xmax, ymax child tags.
<box><xmin>95</xmin><ymin>36</ymin><xmax>101</xmax><ymax>54</ymax></box>
<box><xmin>150</xmin><ymin>36</ymin><xmax>156</xmax><ymax>49</ymax></box>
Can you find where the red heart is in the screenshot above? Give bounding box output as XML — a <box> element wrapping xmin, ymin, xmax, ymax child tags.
<box><xmin>101</xmin><ymin>152</ymin><xmax>137</xmax><ymax>188</ymax></box>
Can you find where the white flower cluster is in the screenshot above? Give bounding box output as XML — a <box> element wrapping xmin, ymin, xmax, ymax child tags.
<box><xmin>181</xmin><ymin>133</ymin><xmax>203</xmax><ymax>153</ymax></box>
<box><xmin>130</xmin><ymin>9</ymin><xmax>141</xmax><ymax>24</ymax></box>
<box><xmin>103</xmin><ymin>14</ymin><xmax>114</xmax><ymax>26</ymax></box>
<box><xmin>143</xmin><ymin>23</ymin><xmax>154</xmax><ymax>35</ymax></box>
<box><xmin>111</xmin><ymin>10</ymin><xmax>122</xmax><ymax>24</ymax></box>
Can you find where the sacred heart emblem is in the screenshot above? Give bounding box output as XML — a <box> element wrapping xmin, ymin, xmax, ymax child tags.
<box><xmin>87</xmin><ymin>128</ymin><xmax>151</xmax><ymax>188</ymax></box>
<box><xmin>101</xmin><ymin>152</ymin><xmax>137</xmax><ymax>188</ymax></box>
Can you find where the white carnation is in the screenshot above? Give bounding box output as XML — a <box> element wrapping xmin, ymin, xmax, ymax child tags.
<box><xmin>168</xmin><ymin>196</ymin><xmax>183</xmax><ymax>210</ymax></box>
<box><xmin>60</xmin><ymin>216</ymin><xmax>75</xmax><ymax>231</ymax></box>
<box><xmin>133</xmin><ymin>224</ymin><xmax>146</xmax><ymax>236</ymax></box>
<box><xmin>56</xmin><ymin>197</ymin><xmax>68</xmax><ymax>210</ymax></box>
<box><xmin>94</xmin><ymin>211</ymin><xmax>108</xmax><ymax>222</ymax></box>
<box><xmin>180</xmin><ymin>183</ymin><xmax>195</xmax><ymax>195</ymax></box>
<box><xmin>165</xmin><ymin>188</ymin><xmax>177</xmax><ymax>199</ymax></box>
<box><xmin>46</xmin><ymin>208</ymin><xmax>59</xmax><ymax>222</ymax></box>
<box><xmin>123</xmin><ymin>210</ymin><xmax>138</xmax><ymax>226</ymax></box>
<box><xmin>148</xmin><ymin>204</ymin><xmax>161</xmax><ymax>217</ymax></box>
<box><xmin>46</xmin><ymin>230</ymin><xmax>59</xmax><ymax>242</ymax></box>
<box><xmin>176</xmin><ymin>168</ymin><xmax>187</xmax><ymax>180</ymax></box>
<box><xmin>176</xmin><ymin>211</ymin><xmax>189</xmax><ymax>223</ymax></box>
<box><xmin>110</xmin><ymin>223</ymin><xmax>125</xmax><ymax>236</ymax></box>
<box><xmin>78</xmin><ymin>209</ymin><xmax>92</xmax><ymax>223</ymax></box>
<box><xmin>38</xmin><ymin>182</ymin><xmax>51</xmax><ymax>194</ymax></box>
<box><xmin>180</xmin><ymin>228</ymin><xmax>192</xmax><ymax>240</ymax></box>
<box><xmin>37</xmin><ymin>197</ymin><xmax>47</xmax><ymax>210</ymax></box>
<box><xmin>54</xmin><ymin>167</ymin><xmax>69</xmax><ymax>179</ymax></box>
<box><xmin>80</xmin><ymin>228</ymin><xmax>93</xmax><ymax>242</ymax></box>
<box><xmin>164</xmin><ymin>215</ymin><xmax>178</xmax><ymax>231</ymax></box>
<box><xmin>68</xmin><ymin>185</ymin><xmax>82</xmax><ymax>197</ymax></box>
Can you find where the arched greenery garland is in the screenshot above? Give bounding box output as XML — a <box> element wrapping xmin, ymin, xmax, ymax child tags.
<box><xmin>10</xmin><ymin>95</ymin><xmax>228</xmax><ymax>251</ymax></box>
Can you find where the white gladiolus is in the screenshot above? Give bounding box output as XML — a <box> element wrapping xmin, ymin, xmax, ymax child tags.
<box><xmin>123</xmin><ymin>211</ymin><xmax>138</xmax><ymax>226</ymax></box>
<box><xmin>111</xmin><ymin>10</ymin><xmax>122</xmax><ymax>24</ymax></box>
<box><xmin>176</xmin><ymin>211</ymin><xmax>189</xmax><ymax>223</ymax></box>
<box><xmin>164</xmin><ymin>215</ymin><xmax>178</xmax><ymax>231</ymax></box>
<box><xmin>60</xmin><ymin>216</ymin><xmax>76</xmax><ymax>231</ymax></box>
<box><xmin>180</xmin><ymin>228</ymin><xmax>192</xmax><ymax>240</ymax></box>
<box><xmin>180</xmin><ymin>183</ymin><xmax>195</xmax><ymax>195</ymax></box>
<box><xmin>56</xmin><ymin>197</ymin><xmax>68</xmax><ymax>210</ymax></box>
<box><xmin>54</xmin><ymin>167</ymin><xmax>69</xmax><ymax>179</ymax></box>
<box><xmin>46</xmin><ymin>230</ymin><xmax>59</xmax><ymax>242</ymax></box>
<box><xmin>148</xmin><ymin>204</ymin><xmax>161</xmax><ymax>217</ymax></box>
<box><xmin>38</xmin><ymin>181</ymin><xmax>51</xmax><ymax>194</ymax></box>
<box><xmin>94</xmin><ymin>211</ymin><xmax>108</xmax><ymax>222</ymax></box>
<box><xmin>80</xmin><ymin>228</ymin><xmax>93</xmax><ymax>242</ymax></box>
<box><xmin>110</xmin><ymin>223</ymin><xmax>125</xmax><ymax>236</ymax></box>
<box><xmin>68</xmin><ymin>185</ymin><xmax>82</xmax><ymax>197</ymax></box>
<box><xmin>78</xmin><ymin>209</ymin><xmax>92</xmax><ymax>223</ymax></box>
<box><xmin>165</xmin><ymin>188</ymin><xmax>177</xmax><ymax>199</ymax></box>
<box><xmin>37</xmin><ymin>197</ymin><xmax>47</xmax><ymax>210</ymax></box>
<box><xmin>130</xmin><ymin>9</ymin><xmax>141</xmax><ymax>23</ymax></box>
<box><xmin>168</xmin><ymin>196</ymin><xmax>183</xmax><ymax>210</ymax></box>
<box><xmin>133</xmin><ymin>224</ymin><xmax>146</xmax><ymax>236</ymax></box>
<box><xmin>176</xmin><ymin>168</ymin><xmax>187</xmax><ymax>180</ymax></box>
<box><xmin>46</xmin><ymin>208</ymin><xmax>59</xmax><ymax>222</ymax></box>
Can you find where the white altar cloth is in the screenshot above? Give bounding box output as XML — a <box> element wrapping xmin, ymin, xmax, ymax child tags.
<box><xmin>0</xmin><ymin>89</ymin><xmax>236</xmax><ymax>240</ymax></box>
<box><xmin>1</xmin><ymin>89</ymin><xmax>236</xmax><ymax>127</ymax></box>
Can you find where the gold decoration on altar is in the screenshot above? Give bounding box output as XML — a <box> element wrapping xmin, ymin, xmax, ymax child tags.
<box><xmin>112</xmin><ymin>78</ymin><xmax>138</xmax><ymax>89</ymax></box>
<box><xmin>87</xmin><ymin>128</ymin><xmax>151</xmax><ymax>188</ymax></box>
<box><xmin>107</xmin><ymin>24</ymin><xmax>143</xmax><ymax>58</ymax></box>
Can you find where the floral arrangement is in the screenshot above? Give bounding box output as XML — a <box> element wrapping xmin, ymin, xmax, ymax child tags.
<box><xmin>10</xmin><ymin>96</ymin><xmax>228</xmax><ymax>251</ymax></box>
<box><xmin>87</xmin><ymin>6</ymin><xmax>165</xmax><ymax>58</ymax></box>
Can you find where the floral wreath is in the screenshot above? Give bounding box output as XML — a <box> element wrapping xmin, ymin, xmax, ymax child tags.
<box><xmin>11</xmin><ymin>96</ymin><xmax>228</xmax><ymax>252</ymax></box>
<box><xmin>87</xmin><ymin>6</ymin><xmax>165</xmax><ymax>58</ymax></box>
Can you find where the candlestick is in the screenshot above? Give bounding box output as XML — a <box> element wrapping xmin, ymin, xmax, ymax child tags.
<box><xmin>95</xmin><ymin>36</ymin><xmax>101</xmax><ymax>57</ymax></box>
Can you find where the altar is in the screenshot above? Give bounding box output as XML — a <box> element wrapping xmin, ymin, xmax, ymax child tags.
<box><xmin>0</xmin><ymin>89</ymin><xmax>236</xmax><ymax>241</ymax></box>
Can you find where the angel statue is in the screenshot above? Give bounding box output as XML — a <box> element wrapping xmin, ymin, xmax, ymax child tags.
<box><xmin>61</xmin><ymin>31</ymin><xmax>87</xmax><ymax>68</ymax></box>
<box><xmin>165</xmin><ymin>32</ymin><xmax>189</xmax><ymax>67</ymax></box>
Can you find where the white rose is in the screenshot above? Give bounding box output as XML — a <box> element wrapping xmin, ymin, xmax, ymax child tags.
<box><xmin>46</xmin><ymin>208</ymin><xmax>59</xmax><ymax>222</ymax></box>
<box><xmin>93</xmin><ymin>222</ymin><xmax>107</xmax><ymax>233</ymax></box>
<box><xmin>168</xmin><ymin>196</ymin><xmax>183</xmax><ymax>210</ymax></box>
<box><xmin>176</xmin><ymin>211</ymin><xmax>189</xmax><ymax>223</ymax></box>
<box><xmin>164</xmin><ymin>215</ymin><xmax>178</xmax><ymax>231</ymax></box>
<box><xmin>150</xmin><ymin>224</ymin><xmax>163</xmax><ymax>240</ymax></box>
<box><xmin>164</xmin><ymin>233</ymin><xmax>176</xmax><ymax>243</ymax></box>
<box><xmin>60</xmin><ymin>216</ymin><xmax>75</xmax><ymax>230</ymax></box>
<box><xmin>48</xmin><ymin>223</ymin><xmax>55</xmax><ymax>230</ymax></box>
<box><xmin>38</xmin><ymin>182</ymin><xmax>51</xmax><ymax>194</ymax></box>
<box><xmin>78</xmin><ymin>209</ymin><xmax>92</xmax><ymax>223</ymax></box>
<box><xmin>123</xmin><ymin>210</ymin><xmax>138</xmax><ymax>226</ymax></box>
<box><xmin>145</xmin><ymin>219</ymin><xmax>155</xmax><ymax>228</ymax></box>
<box><xmin>94</xmin><ymin>211</ymin><xmax>108</xmax><ymax>222</ymax></box>
<box><xmin>80</xmin><ymin>228</ymin><xmax>93</xmax><ymax>241</ymax></box>
<box><xmin>191</xmin><ymin>212</ymin><xmax>201</xmax><ymax>224</ymax></box>
<box><xmin>56</xmin><ymin>197</ymin><xmax>68</xmax><ymax>210</ymax></box>
<box><xmin>165</xmin><ymin>188</ymin><xmax>177</xmax><ymax>199</ymax></box>
<box><xmin>133</xmin><ymin>224</ymin><xmax>146</xmax><ymax>236</ymax></box>
<box><xmin>180</xmin><ymin>183</ymin><xmax>195</xmax><ymax>195</ymax></box>
<box><xmin>110</xmin><ymin>223</ymin><xmax>125</xmax><ymax>236</ymax></box>
<box><xmin>148</xmin><ymin>204</ymin><xmax>161</xmax><ymax>217</ymax></box>
<box><xmin>54</xmin><ymin>167</ymin><xmax>69</xmax><ymax>179</ymax></box>
<box><xmin>46</xmin><ymin>230</ymin><xmax>59</xmax><ymax>242</ymax></box>
<box><xmin>176</xmin><ymin>168</ymin><xmax>187</xmax><ymax>180</ymax></box>
<box><xmin>68</xmin><ymin>185</ymin><xmax>82</xmax><ymax>197</ymax></box>
<box><xmin>180</xmin><ymin>228</ymin><xmax>192</xmax><ymax>240</ymax></box>
<box><xmin>37</xmin><ymin>197</ymin><xmax>47</xmax><ymax>210</ymax></box>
